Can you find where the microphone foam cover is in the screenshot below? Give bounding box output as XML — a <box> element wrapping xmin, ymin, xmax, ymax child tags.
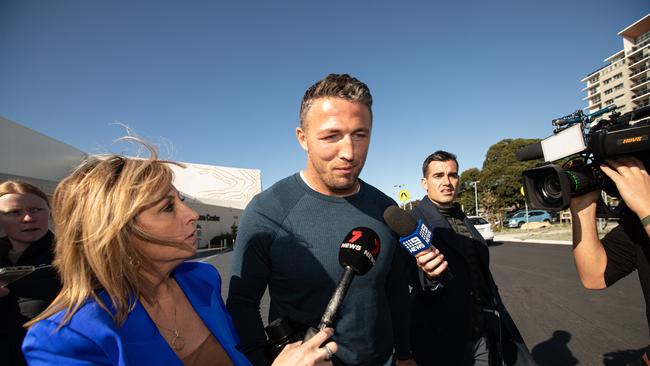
<box><xmin>383</xmin><ymin>205</ymin><xmax>417</xmax><ymax>237</ymax></box>
<box><xmin>339</xmin><ymin>227</ymin><xmax>380</xmax><ymax>275</ymax></box>
<box><xmin>515</xmin><ymin>143</ymin><xmax>544</xmax><ymax>162</ymax></box>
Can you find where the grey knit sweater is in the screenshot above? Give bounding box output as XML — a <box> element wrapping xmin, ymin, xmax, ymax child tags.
<box><xmin>227</xmin><ymin>173</ymin><xmax>411</xmax><ymax>366</ymax></box>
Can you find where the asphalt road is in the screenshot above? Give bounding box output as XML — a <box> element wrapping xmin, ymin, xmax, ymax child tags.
<box><xmin>198</xmin><ymin>241</ymin><xmax>647</xmax><ymax>365</ymax></box>
<box><xmin>490</xmin><ymin>241</ymin><xmax>647</xmax><ymax>366</ymax></box>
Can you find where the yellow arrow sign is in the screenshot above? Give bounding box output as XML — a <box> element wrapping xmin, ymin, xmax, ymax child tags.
<box><xmin>398</xmin><ymin>189</ymin><xmax>411</xmax><ymax>203</ymax></box>
<box><xmin>520</xmin><ymin>186</ymin><xmax>525</xmax><ymax>197</ymax></box>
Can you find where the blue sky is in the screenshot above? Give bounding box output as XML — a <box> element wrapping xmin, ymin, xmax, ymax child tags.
<box><xmin>1</xmin><ymin>1</ymin><xmax>649</xmax><ymax>200</ymax></box>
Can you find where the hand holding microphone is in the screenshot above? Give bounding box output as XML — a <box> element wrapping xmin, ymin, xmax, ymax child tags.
<box><xmin>383</xmin><ymin>206</ymin><xmax>452</xmax><ymax>282</ymax></box>
<box><xmin>410</xmin><ymin>247</ymin><xmax>448</xmax><ymax>280</ymax></box>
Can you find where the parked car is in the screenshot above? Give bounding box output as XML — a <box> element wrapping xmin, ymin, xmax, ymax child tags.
<box><xmin>504</xmin><ymin>209</ymin><xmax>524</xmax><ymax>220</ymax></box>
<box><xmin>468</xmin><ymin>216</ymin><xmax>494</xmax><ymax>243</ymax></box>
<box><xmin>504</xmin><ymin>210</ymin><xmax>554</xmax><ymax>228</ymax></box>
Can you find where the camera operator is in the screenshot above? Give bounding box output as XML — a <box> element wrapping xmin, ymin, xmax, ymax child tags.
<box><xmin>570</xmin><ymin>155</ymin><xmax>650</xmax><ymax>363</ymax></box>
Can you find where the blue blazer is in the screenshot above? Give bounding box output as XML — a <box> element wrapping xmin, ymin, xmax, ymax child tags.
<box><xmin>22</xmin><ymin>262</ymin><xmax>252</xmax><ymax>366</ymax></box>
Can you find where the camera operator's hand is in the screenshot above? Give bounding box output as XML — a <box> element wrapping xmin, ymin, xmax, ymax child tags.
<box><xmin>272</xmin><ymin>327</ymin><xmax>337</xmax><ymax>366</ymax></box>
<box><xmin>601</xmin><ymin>156</ymin><xmax>650</xmax><ymax>222</ymax></box>
<box><xmin>415</xmin><ymin>248</ymin><xmax>448</xmax><ymax>280</ymax></box>
<box><xmin>569</xmin><ymin>189</ymin><xmax>601</xmax><ymax>214</ymax></box>
<box><xmin>0</xmin><ymin>286</ymin><xmax>9</xmax><ymax>297</ymax></box>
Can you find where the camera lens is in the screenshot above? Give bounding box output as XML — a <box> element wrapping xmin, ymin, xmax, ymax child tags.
<box><xmin>539</xmin><ymin>174</ymin><xmax>563</xmax><ymax>201</ymax></box>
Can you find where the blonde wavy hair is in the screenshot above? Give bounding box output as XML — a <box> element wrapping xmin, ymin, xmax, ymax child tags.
<box><xmin>28</xmin><ymin>142</ymin><xmax>184</xmax><ymax>327</ymax></box>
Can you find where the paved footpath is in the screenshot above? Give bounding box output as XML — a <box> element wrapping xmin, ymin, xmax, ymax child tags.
<box><xmin>198</xmin><ymin>242</ymin><xmax>647</xmax><ymax>365</ymax></box>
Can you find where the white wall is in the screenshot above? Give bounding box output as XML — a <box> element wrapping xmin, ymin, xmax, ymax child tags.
<box><xmin>0</xmin><ymin>116</ymin><xmax>86</xmax><ymax>183</ymax></box>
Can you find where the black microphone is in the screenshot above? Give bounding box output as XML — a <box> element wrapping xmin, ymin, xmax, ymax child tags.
<box><xmin>303</xmin><ymin>227</ymin><xmax>380</xmax><ymax>341</ymax></box>
<box><xmin>515</xmin><ymin>142</ymin><xmax>544</xmax><ymax>161</ymax></box>
<box><xmin>383</xmin><ymin>205</ymin><xmax>453</xmax><ymax>281</ymax></box>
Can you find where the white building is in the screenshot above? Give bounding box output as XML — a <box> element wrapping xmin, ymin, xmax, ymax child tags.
<box><xmin>582</xmin><ymin>13</ymin><xmax>650</xmax><ymax>114</ymax></box>
<box><xmin>0</xmin><ymin>116</ymin><xmax>261</xmax><ymax>248</ymax></box>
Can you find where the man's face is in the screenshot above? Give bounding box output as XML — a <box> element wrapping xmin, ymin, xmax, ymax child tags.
<box><xmin>296</xmin><ymin>97</ymin><xmax>371</xmax><ymax>196</ymax></box>
<box><xmin>421</xmin><ymin>160</ymin><xmax>459</xmax><ymax>208</ymax></box>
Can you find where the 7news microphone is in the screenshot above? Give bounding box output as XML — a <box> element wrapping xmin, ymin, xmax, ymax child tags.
<box><xmin>302</xmin><ymin>226</ymin><xmax>381</xmax><ymax>342</ymax></box>
<box><xmin>383</xmin><ymin>205</ymin><xmax>453</xmax><ymax>282</ymax></box>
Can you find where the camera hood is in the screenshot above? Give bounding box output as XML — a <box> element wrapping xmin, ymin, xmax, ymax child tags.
<box><xmin>522</xmin><ymin>164</ymin><xmax>571</xmax><ymax>211</ymax></box>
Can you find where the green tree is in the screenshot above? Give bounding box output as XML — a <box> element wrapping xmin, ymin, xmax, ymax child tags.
<box><xmin>457</xmin><ymin>168</ymin><xmax>481</xmax><ymax>215</ymax></box>
<box><xmin>480</xmin><ymin>138</ymin><xmax>542</xmax><ymax>213</ymax></box>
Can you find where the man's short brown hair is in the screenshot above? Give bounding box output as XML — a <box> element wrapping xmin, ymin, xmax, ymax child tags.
<box><xmin>422</xmin><ymin>151</ymin><xmax>459</xmax><ymax>177</ymax></box>
<box><xmin>299</xmin><ymin>73</ymin><xmax>373</xmax><ymax>128</ymax></box>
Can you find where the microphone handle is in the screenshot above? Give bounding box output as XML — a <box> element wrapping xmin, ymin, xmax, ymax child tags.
<box><xmin>303</xmin><ymin>266</ymin><xmax>356</xmax><ymax>342</ymax></box>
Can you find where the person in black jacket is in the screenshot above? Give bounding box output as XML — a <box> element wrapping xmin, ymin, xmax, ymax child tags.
<box><xmin>407</xmin><ymin>151</ymin><xmax>535</xmax><ymax>366</ymax></box>
<box><xmin>0</xmin><ymin>180</ymin><xmax>60</xmax><ymax>366</ymax></box>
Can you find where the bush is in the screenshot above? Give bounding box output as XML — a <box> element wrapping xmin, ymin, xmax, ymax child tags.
<box><xmin>210</xmin><ymin>232</ymin><xmax>235</xmax><ymax>248</ymax></box>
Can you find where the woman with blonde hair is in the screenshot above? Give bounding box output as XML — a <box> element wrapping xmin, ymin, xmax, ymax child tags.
<box><xmin>22</xmin><ymin>145</ymin><xmax>336</xmax><ymax>366</ymax></box>
<box><xmin>0</xmin><ymin>180</ymin><xmax>60</xmax><ymax>366</ymax></box>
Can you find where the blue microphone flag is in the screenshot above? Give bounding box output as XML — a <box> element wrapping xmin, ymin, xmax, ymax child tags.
<box><xmin>398</xmin><ymin>219</ymin><xmax>432</xmax><ymax>256</ymax></box>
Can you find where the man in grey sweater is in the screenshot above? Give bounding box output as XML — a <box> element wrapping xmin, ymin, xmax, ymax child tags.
<box><xmin>227</xmin><ymin>74</ymin><xmax>412</xmax><ymax>366</ymax></box>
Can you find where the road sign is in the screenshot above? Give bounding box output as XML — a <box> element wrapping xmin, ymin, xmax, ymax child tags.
<box><xmin>520</xmin><ymin>186</ymin><xmax>525</xmax><ymax>196</ymax></box>
<box><xmin>398</xmin><ymin>189</ymin><xmax>411</xmax><ymax>203</ymax></box>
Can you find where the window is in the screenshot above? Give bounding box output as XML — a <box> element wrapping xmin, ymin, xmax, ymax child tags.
<box><xmin>603</xmin><ymin>78</ymin><xmax>611</xmax><ymax>85</ymax></box>
<box><xmin>605</xmin><ymin>99</ymin><xmax>614</xmax><ymax>105</ymax></box>
<box><xmin>614</xmin><ymin>84</ymin><xmax>624</xmax><ymax>91</ymax></box>
<box><xmin>604</xmin><ymin>89</ymin><xmax>613</xmax><ymax>95</ymax></box>
<box><xmin>613</xmin><ymin>73</ymin><xmax>623</xmax><ymax>80</ymax></box>
<box><xmin>470</xmin><ymin>217</ymin><xmax>488</xmax><ymax>225</ymax></box>
<box><xmin>615</xmin><ymin>94</ymin><xmax>625</xmax><ymax>100</ymax></box>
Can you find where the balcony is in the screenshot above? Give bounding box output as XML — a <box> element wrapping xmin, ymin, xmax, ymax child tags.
<box><xmin>630</xmin><ymin>38</ymin><xmax>650</xmax><ymax>54</ymax></box>
<box><xmin>583</xmin><ymin>92</ymin><xmax>601</xmax><ymax>101</ymax></box>
<box><xmin>627</xmin><ymin>42</ymin><xmax>650</xmax><ymax>60</ymax></box>
<box><xmin>631</xmin><ymin>88</ymin><xmax>650</xmax><ymax>102</ymax></box>
<box><xmin>635</xmin><ymin>100</ymin><xmax>650</xmax><ymax>109</ymax></box>
<box><xmin>631</xmin><ymin>69</ymin><xmax>649</xmax><ymax>81</ymax></box>
<box><xmin>628</xmin><ymin>53</ymin><xmax>650</xmax><ymax>70</ymax></box>
<box><xmin>631</xmin><ymin>77</ymin><xmax>650</xmax><ymax>91</ymax></box>
<box><xmin>588</xmin><ymin>103</ymin><xmax>602</xmax><ymax>112</ymax></box>
<box><xmin>630</xmin><ymin>63</ymin><xmax>650</xmax><ymax>78</ymax></box>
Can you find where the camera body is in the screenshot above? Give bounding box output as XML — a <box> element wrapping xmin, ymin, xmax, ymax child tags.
<box><xmin>264</xmin><ymin>317</ymin><xmax>309</xmax><ymax>361</ymax></box>
<box><xmin>520</xmin><ymin>105</ymin><xmax>650</xmax><ymax>211</ymax></box>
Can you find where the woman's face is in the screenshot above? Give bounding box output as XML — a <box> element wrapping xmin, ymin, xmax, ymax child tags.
<box><xmin>134</xmin><ymin>187</ymin><xmax>199</xmax><ymax>265</ymax></box>
<box><xmin>0</xmin><ymin>193</ymin><xmax>50</xmax><ymax>245</ymax></box>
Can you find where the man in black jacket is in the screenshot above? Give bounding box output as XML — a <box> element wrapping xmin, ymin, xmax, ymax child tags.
<box><xmin>408</xmin><ymin>151</ymin><xmax>535</xmax><ymax>366</ymax></box>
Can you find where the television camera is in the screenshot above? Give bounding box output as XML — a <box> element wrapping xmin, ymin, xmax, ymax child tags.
<box><xmin>517</xmin><ymin>104</ymin><xmax>650</xmax><ymax>212</ymax></box>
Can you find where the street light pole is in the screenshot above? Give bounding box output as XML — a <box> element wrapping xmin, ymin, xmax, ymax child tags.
<box><xmin>393</xmin><ymin>184</ymin><xmax>405</xmax><ymax>209</ymax></box>
<box><xmin>471</xmin><ymin>181</ymin><xmax>480</xmax><ymax>216</ymax></box>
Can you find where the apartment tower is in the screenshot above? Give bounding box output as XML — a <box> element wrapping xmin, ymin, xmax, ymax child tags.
<box><xmin>582</xmin><ymin>14</ymin><xmax>650</xmax><ymax>115</ymax></box>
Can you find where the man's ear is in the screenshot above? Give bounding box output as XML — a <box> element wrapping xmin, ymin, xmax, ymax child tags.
<box><xmin>420</xmin><ymin>177</ymin><xmax>428</xmax><ymax>192</ymax></box>
<box><xmin>296</xmin><ymin>127</ymin><xmax>308</xmax><ymax>152</ymax></box>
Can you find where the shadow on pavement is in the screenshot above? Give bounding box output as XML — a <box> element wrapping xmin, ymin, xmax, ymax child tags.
<box><xmin>531</xmin><ymin>330</ymin><xmax>578</xmax><ymax>366</ymax></box>
<box><xmin>603</xmin><ymin>347</ymin><xmax>647</xmax><ymax>365</ymax></box>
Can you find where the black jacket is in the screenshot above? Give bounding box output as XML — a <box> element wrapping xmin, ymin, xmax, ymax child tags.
<box><xmin>407</xmin><ymin>197</ymin><xmax>535</xmax><ymax>366</ymax></box>
<box><xmin>0</xmin><ymin>231</ymin><xmax>60</xmax><ymax>366</ymax></box>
